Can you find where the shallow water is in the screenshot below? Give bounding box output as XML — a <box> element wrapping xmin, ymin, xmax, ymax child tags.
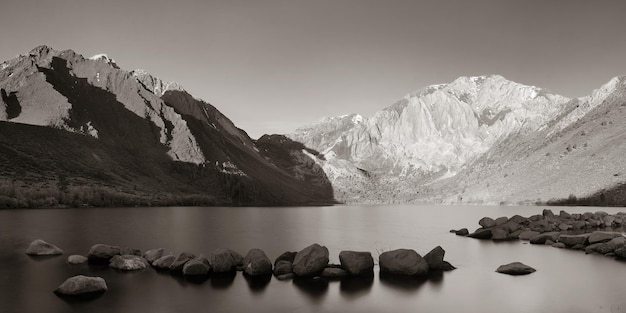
<box><xmin>1</xmin><ymin>205</ymin><xmax>625</xmax><ymax>313</ymax></box>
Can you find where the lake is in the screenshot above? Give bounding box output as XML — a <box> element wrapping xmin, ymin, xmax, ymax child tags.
<box><xmin>1</xmin><ymin>205</ymin><xmax>625</xmax><ymax>313</ymax></box>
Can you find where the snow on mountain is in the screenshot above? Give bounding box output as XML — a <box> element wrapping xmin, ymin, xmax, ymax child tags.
<box><xmin>290</xmin><ymin>75</ymin><xmax>572</xmax><ymax>203</ymax></box>
<box><xmin>89</xmin><ymin>53</ymin><xmax>119</xmax><ymax>69</ymax></box>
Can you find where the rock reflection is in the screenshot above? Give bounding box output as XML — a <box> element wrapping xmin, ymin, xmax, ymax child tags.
<box><xmin>211</xmin><ymin>271</ymin><xmax>237</xmax><ymax>289</ymax></box>
<box><xmin>379</xmin><ymin>272</ymin><xmax>428</xmax><ymax>292</ymax></box>
<box><xmin>292</xmin><ymin>277</ymin><xmax>329</xmax><ymax>301</ymax></box>
<box><xmin>243</xmin><ymin>273</ymin><xmax>271</xmax><ymax>293</ymax></box>
<box><xmin>339</xmin><ymin>272</ymin><xmax>374</xmax><ymax>300</ymax></box>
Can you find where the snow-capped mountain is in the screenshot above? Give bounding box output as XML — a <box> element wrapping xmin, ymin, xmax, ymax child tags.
<box><xmin>0</xmin><ymin>45</ymin><xmax>333</xmax><ymax>207</ymax></box>
<box><xmin>289</xmin><ymin>74</ymin><xmax>626</xmax><ymax>204</ymax></box>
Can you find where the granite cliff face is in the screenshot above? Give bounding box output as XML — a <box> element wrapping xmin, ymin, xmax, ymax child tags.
<box><xmin>0</xmin><ymin>46</ymin><xmax>333</xmax><ymax>207</ymax></box>
<box><xmin>290</xmin><ymin>75</ymin><xmax>626</xmax><ymax>205</ymax></box>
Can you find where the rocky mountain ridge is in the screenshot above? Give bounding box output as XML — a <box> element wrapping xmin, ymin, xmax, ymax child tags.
<box><xmin>290</xmin><ymin>75</ymin><xmax>626</xmax><ymax>205</ymax></box>
<box><xmin>0</xmin><ymin>46</ymin><xmax>333</xmax><ymax>207</ymax></box>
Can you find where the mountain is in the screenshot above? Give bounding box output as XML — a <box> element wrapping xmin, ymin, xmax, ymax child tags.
<box><xmin>289</xmin><ymin>75</ymin><xmax>626</xmax><ymax>205</ymax></box>
<box><xmin>0</xmin><ymin>46</ymin><xmax>333</xmax><ymax>208</ymax></box>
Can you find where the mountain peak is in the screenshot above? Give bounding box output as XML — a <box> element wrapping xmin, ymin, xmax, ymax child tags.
<box><xmin>89</xmin><ymin>53</ymin><xmax>119</xmax><ymax>69</ymax></box>
<box><xmin>131</xmin><ymin>69</ymin><xmax>184</xmax><ymax>97</ymax></box>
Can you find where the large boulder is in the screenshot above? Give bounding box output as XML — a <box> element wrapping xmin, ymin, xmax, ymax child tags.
<box><xmin>557</xmin><ymin>234</ymin><xmax>589</xmax><ymax>246</ymax></box>
<box><xmin>423</xmin><ymin>246</ymin><xmax>447</xmax><ymax>271</ymax></box>
<box><xmin>109</xmin><ymin>255</ymin><xmax>148</xmax><ymax>271</ymax></box>
<box><xmin>379</xmin><ymin>249</ymin><xmax>429</xmax><ymax>276</ymax></box>
<box><xmin>292</xmin><ymin>244</ymin><xmax>329</xmax><ymax>277</ymax></box>
<box><xmin>479</xmin><ymin>217</ymin><xmax>496</xmax><ymax>228</ymax></box>
<box><xmin>169</xmin><ymin>252</ymin><xmax>196</xmax><ymax>271</ymax></box>
<box><xmin>588</xmin><ymin>231</ymin><xmax>623</xmax><ymax>244</ymax></box>
<box><xmin>495</xmin><ymin>216</ymin><xmax>509</xmax><ymax>226</ymax></box>
<box><xmin>68</xmin><ymin>255</ymin><xmax>88</xmax><ymax>264</ymax></box>
<box><xmin>143</xmin><ymin>248</ymin><xmax>164</xmax><ymax>264</ymax></box>
<box><xmin>183</xmin><ymin>256</ymin><xmax>211</xmax><ymax>276</ymax></box>
<box><xmin>467</xmin><ymin>229</ymin><xmax>492</xmax><ymax>239</ymax></box>
<box><xmin>152</xmin><ymin>254</ymin><xmax>176</xmax><ymax>269</ymax></box>
<box><xmin>339</xmin><ymin>251</ymin><xmax>374</xmax><ymax>276</ymax></box>
<box><xmin>25</xmin><ymin>239</ymin><xmax>63</xmax><ymax>256</ymax></box>
<box><xmin>529</xmin><ymin>232</ymin><xmax>560</xmax><ymax>245</ymax></box>
<box><xmin>496</xmin><ymin>262</ymin><xmax>536</xmax><ymax>275</ymax></box>
<box><xmin>54</xmin><ymin>275</ymin><xmax>107</xmax><ymax>297</ymax></box>
<box><xmin>209</xmin><ymin>248</ymin><xmax>236</xmax><ymax>273</ymax></box>
<box><xmin>243</xmin><ymin>249</ymin><xmax>273</xmax><ymax>276</ymax></box>
<box><xmin>88</xmin><ymin>244</ymin><xmax>121</xmax><ymax>263</ymax></box>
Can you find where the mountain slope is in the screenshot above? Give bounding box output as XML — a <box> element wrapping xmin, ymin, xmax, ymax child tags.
<box><xmin>0</xmin><ymin>46</ymin><xmax>334</xmax><ymax>208</ymax></box>
<box><xmin>290</xmin><ymin>75</ymin><xmax>572</xmax><ymax>203</ymax></box>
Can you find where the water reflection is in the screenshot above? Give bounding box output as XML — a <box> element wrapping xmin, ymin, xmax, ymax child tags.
<box><xmin>339</xmin><ymin>273</ymin><xmax>374</xmax><ymax>300</ymax></box>
<box><xmin>243</xmin><ymin>273</ymin><xmax>271</xmax><ymax>293</ymax></box>
<box><xmin>211</xmin><ymin>271</ymin><xmax>237</xmax><ymax>289</ymax></box>
<box><xmin>379</xmin><ymin>272</ymin><xmax>428</xmax><ymax>292</ymax></box>
<box><xmin>293</xmin><ymin>276</ymin><xmax>329</xmax><ymax>301</ymax></box>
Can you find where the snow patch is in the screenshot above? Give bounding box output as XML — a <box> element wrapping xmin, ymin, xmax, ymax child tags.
<box><xmin>1</xmin><ymin>63</ymin><xmax>7</xmax><ymax>70</ymax></box>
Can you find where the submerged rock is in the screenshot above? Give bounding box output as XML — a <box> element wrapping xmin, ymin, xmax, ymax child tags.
<box><xmin>339</xmin><ymin>251</ymin><xmax>374</xmax><ymax>276</ymax></box>
<box><xmin>68</xmin><ymin>255</ymin><xmax>88</xmax><ymax>264</ymax></box>
<box><xmin>54</xmin><ymin>275</ymin><xmax>107</xmax><ymax>297</ymax></box>
<box><xmin>379</xmin><ymin>249</ymin><xmax>429</xmax><ymax>276</ymax></box>
<box><xmin>25</xmin><ymin>239</ymin><xmax>63</xmax><ymax>256</ymax></box>
<box><xmin>496</xmin><ymin>262</ymin><xmax>536</xmax><ymax>275</ymax></box>
<box><xmin>109</xmin><ymin>255</ymin><xmax>148</xmax><ymax>271</ymax></box>
<box><xmin>293</xmin><ymin>244</ymin><xmax>329</xmax><ymax>277</ymax></box>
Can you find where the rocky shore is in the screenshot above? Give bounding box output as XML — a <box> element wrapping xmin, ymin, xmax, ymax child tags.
<box><xmin>25</xmin><ymin>240</ymin><xmax>455</xmax><ymax>299</ymax></box>
<box><xmin>453</xmin><ymin>209</ymin><xmax>626</xmax><ymax>261</ymax></box>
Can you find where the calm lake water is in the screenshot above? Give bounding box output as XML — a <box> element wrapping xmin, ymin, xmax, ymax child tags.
<box><xmin>1</xmin><ymin>205</ymin><xmax>626</xmax><ymax>313</ymax></box>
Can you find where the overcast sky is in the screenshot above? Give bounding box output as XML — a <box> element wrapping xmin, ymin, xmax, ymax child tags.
<box><xmin>2</xmin><ymin>0</ymin><xmax>626</xmax><ymax>138</ymax></box>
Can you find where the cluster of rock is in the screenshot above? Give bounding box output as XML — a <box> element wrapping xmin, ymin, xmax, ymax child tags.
<box><xmin>453</xmin><ymin>209</ymin><xmax>626</xmax><ymax>261</ymax></box>
<box><xmin>25</xmin><ymin>239</ymin><xmax>456</xmax><ymax>298</ymax></box>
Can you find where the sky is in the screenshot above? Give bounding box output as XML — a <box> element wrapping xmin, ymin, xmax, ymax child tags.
<box><xmin>2</xmin><ymin>0</ymin><xmax>626</xmax><ymax>138</ymax></box>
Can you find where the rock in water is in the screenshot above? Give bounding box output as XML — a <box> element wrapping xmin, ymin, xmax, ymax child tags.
<box><xmin>183</xmin><ymin>256</ymin><xmax>211</xmax><ymax>276</ymax></box>
<box><xmin>423</xmin><ymin>246</ymin><xmax>446</xmax><ymax>271</ymax></box>
<box><xmin>557</xmin><ymin>234</ymin><xmax>589</xmax><ymax>246</ymax></box>
<box><xmin>496</xmin><ymin>262</ymin><xmax>536</xmax><ymax>275</ymax></box>
<box><xmin>518</xmin><ymin>230</ymin><xmax>540</xmax><ymax>241</ymax></box>
<box><xmin>54</xmin><ymin>275</ymin><xmax>107</xmax><ymax>298</ymax></box>
<box><xmin>152</xmin><ymin>255</ymin><xmax>176</xmax><ymax>269</ymax></box>
<box><xmin>68</xmin><ymin>255</ymin><xmax>88</xmax><ymax>264</ymax></box>
<box><xmin>274</xmin><ymin>260</ymin><xmax>293</xmax><ymax>276</ymax></box>
<box><xmin>169</xmin><ymin>252</ymin><xmax>196</xmax><ymax>271</ymax></box>
<box><xmin>379</xmin><ymin>249</ymin><xmax>429</xmax><ymax>276</ymax></box>
<box><xmin>467</xmin><ymin>229</ymin><xmax>492</xmax><ymax>239</ymax></box>
<box><xmin>209</xmin><ymin>249</ymin><xmax>236</xmax><ymax>273</ymax></box>
<box><xmin>143</xmin><ymin>248</ymin><xmax>164</xmax><ymax>264</ymax></box>
<box><xmin>529</xmin><ymin>232</ymin><xmax>560</xmax><ymax>245</ymax></box>
<box><xmin>588</xmin><ymin>231</ymin><xmax>623</xmax><ymax>244</ymax></box>
<box><xmin>293</xmin><ymin>244</ymin><xmax>330</xmax><ymax>277</ymax></box>
<box><xmin>321</xmin><ymin>267</ymin><xmax>348</xmax><ymax>279</ymax></box>
<box><xmin>25</xmin><ymin>239</ymin><xmax>63</xmax><ymax>256</ymax></box>
<box><xmin>88</xmin><ymin>244</ymin><xmax>121</xmax><ymax>263</ymax></box>
<box><xmin>479</xmin><ymin>217</ymin><xmax>496</xmax><ymax>228</ymax></box>
<box><xmin>226</xmin><ymin>249</ymin><xmax>245</xmax><ymax>271</ymax></box>
<box><xmin>339</xmin><ymin>251</ymin><xmax>374</xmax><ymax>276</ymax></box>
<box><xmin>243</xmin><ymin>249</ymin><xmax>273</xmax><ymax>276</ymax></box>
<box><xmin>274</xmin><ymin>251</ymin><xmax>297</xmax><ymax>266</ymax></box>
<box><xmin>109</xmin><ymin>255</ymin><xmax>147</xmax><ymax>271</ymax></box>
<box><xmin>455</xmin><ymin>228</ymin><xmax>469</xmax><ymax>236</ymax></box>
